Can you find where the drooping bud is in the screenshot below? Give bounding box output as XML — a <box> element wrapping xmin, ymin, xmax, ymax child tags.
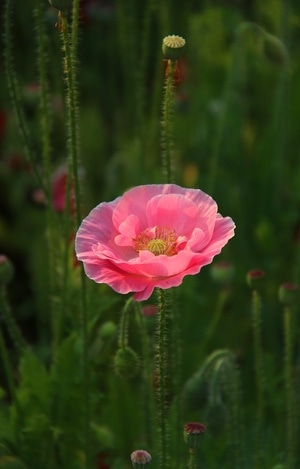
<box><xmin>113</xmin><ymin>346</ymin><xmax>139</xmax><ymax>379</ymax></box>
<box><xmin>162</xmin><ymin>35</ymin><xmax>186</xmax><ymax>60</ymax></box>
<box><xmin>0</xmin><ymin>255</ymin><xmax>14</xmax><ymax>285</ymax></box>
<box><xmin>278</xmin><ymin>283</ymin><xmax>298</xmax><ymax>306</ymax></box>
<box><xmin>183</xmin><ymin>422</ymin><xmax>206</xmax><ymax>450</ymax></box>
<box><xmin>246</xmin><ymin>269</ymin><xmax>265</xmax><ymax>290</ymax></box>
<box><xmin>262</xmin><ymin>33</ymin><xmax>288</xmax><ymax>65</ymax></box>
<box><xmin>210</xmin><ymin>261</ymin><xmax>234</xmax><ymax>286</ymax></box>
<box><xmin>130</xmin><ymin>449</ymin><xmax>152</xmax><ymax>467</ymax></box>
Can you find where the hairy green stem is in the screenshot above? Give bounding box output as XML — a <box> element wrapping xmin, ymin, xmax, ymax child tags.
<box><xmin>0</xmin><ymin>286</ymin><xmax>27</xmax><ymax>353</ymax></box>
<box><xmin>251</xmin><ymin>289</ymin><xmax>265</xmax><ymax>468</ymax></box>
<box><xmin>187</xmin><ymin>448</ymin><xmax>198</xmax><ymax>469</ymax></box>
<box><xmin>4</xmin><ymin>0</ymin><xmax>46</xmax><ymax>193</ymax></box>
<box><xmin>134</xmin><ymin>302</ymin><xmax>156</xmax><ymax>448</ymax></box>
<box><xmin>60</xmin><ymin>8</ymin><xmax>90</xmax><ymax>467</ymax></box>
<box><xmin>118</xmin><ymin>297</ymin><xmax>134</xmax><ymax>348</ymax></box>
<box><xmin>161</xmin><ymin>60</ymin><xmax>176</xmax><ymax>183</ymax></box>
<box><xmin>34</xmin><ymin>0</ymin><xmax>59</xmax><ymax>347</ymax></box>
<box><xmin>283</xmin><ymin>305</ymin><xmax>296</xmax><ymax>468</ymax></box>
<box><xmin>156</xmin><ymin>288</ymin><xmax>170</xmax><ymax>468</ymax></box>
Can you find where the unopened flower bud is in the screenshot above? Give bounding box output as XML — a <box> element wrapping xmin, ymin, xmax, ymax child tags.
<box><xmin>114</xmin><ymin>346</ymin><xmax>139</xmax><ymax>379</ymax></box>
<box><xmin>99</xmin><ymin>321</ymin><xmax>117</xmax><ymax>339</ymax></box>
<box><xmin>246</xmin><ymin>269</ymin><xmax>265</xmax><ymax>290</ymax></box>
<box><xmin>183</xmin><ymin>422</ymin><xmax>206</xmax><ymax>450</ymax></box>
<box><xmin>0</xmin><ymin>255</ymin><xmax>14</xmax><ymax>285</ymax></box>
<box><xmin>162</xmin><ymin>35</ymin><xmax>186</xmax><ymax>60</ymax></box>
<box><xmin>278</xmin><ymin>283</ymin><xmax>298</xmax><ymax>306</ymax></box>
<box><xmin>262</xmin><ymin>33</ymin><xmax>288</xmax><ymax>65</ymax></box>
<box><xmin>210</xmin><ymin>261</ymin><xmax>234</xmax><ymax>286</ymax></box>
<box><xmin>130</xmin><ymin>449</ymin><xmax>152</xmax><ymax>467</ymax></box>
<box><xmin>48</xmin><ymin>0</ymin><xmax>73</xmax><ymax>12</ymax></box>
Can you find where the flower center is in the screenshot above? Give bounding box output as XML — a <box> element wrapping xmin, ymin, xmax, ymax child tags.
<box><xmin>133</xmin><ymin>226</ymin><xmax>177</xmax><ymax>257</ymax></box>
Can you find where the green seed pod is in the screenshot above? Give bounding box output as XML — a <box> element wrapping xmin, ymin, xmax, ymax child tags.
<box><xmin>246</xmin><ymin>269</ymin><xmax>265</xmax><ymax>290</ymax></box>
<box><xmin>210</xmin><ymin>261</ymin><xmax>234</xmax><ymax>286</ymax></box>
<box><xmin>48</xmin><ymin>0</ymin><xmax>73</xmax><ymax>12</ymax></box>
<box><xmin>113</xmin><ymin>346</ymin><xmax>139</xmax><ymax>379</ymax></box>
<box><xmin>278</xmin><ymin>283</ymin><xmax>298</xmax><ymax>306</ymax></box>
<box><xmin>162</xmin><ymin>35</ymin><xmax>186</xmax><ymax>60</ymax></box>
<box><xmin>0</xmin><ymin>255</ymin><xmax>14</xmax><ymax>285</ymax></box>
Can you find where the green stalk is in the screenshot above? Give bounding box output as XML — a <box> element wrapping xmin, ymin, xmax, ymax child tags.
<box><xmin>156</xmin><ymin>288</ymin><xmax>170</xmax><ymax>469</ymax></box>
<box><xmin>0</xmin><ymin>286</ymin><xmax>27</xmax><ymax>353</ymax></box>
<box><xmin>59</xmin><ymin>7</ymin><xmax>90</xmax><ymax>467</ymax></box>
<box><xmin>251</xmin><ymin>289</ymin><xmax>265</xmax><ymax>468</ymax></box>
<box><xmin>187</xmin><ymin>448</ymin><xmax>198</xmax><ymax>469</ymax></box>
<box><xmin>134</xmin><ymin>302</ymin><xmax>156</xmax><ymax>449</ymax></box>
<box><xmin>4</xmin><ymin>0</ymin><xmax>46</xmax><ymax>193</ymax></box>
<box><xmin>0</xmin><ymin>326</ymin><xmax>22</xmax><ymax>446</ymax></box>
<box><xmin>34</xmin><ymin>0</ymin><xmax>59</xmax><ymax>345</ymax></box>
<box><xmin>118</xmin><ymin>297</ymin><xmax>134</xmax><ymax>348</ymax></box>
<box><xmin>161</xmin><ymin>60</ymin><xmax>176</xmax><ymax>183</ymax></box>
<box><xmin>283</xmin><ymin>305</ymin><xmax>296</xmax><ymax>468</ymax></box>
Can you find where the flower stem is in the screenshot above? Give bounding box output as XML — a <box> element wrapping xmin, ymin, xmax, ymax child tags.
<box><xmin>161</xmin><ymin>60</ymin><xmax>176</xmax><ymax>183</ymax></box>
<box><xmin>118</xmin><ymin>297</ymin><xmax>134</xmax><ymax>348</ymax></box>
<box><xmin>156</xmin><ymin>288</ymin><xmax>170</xmax><ymax>468</ymax></box>
<box><xmin>0</xmin><ymin>286</ymin><xmax>27</xmax><ymax>353</ymax></box>
<box><xmin>187</xmin><ymin>448</ymin><xmax>199</xmax><ymax>469</ymax></box>
<box><xmin>283</xmin><ymin>305</ymin><xmax>296</xmax><ymax>468</ymax></box>
<box><xmin>4</xmin><ymin>0</ymin><xmax>46</xmax><ymax>193</ymax></box>
<box><xmin>134</xmin><ymin>302</ymin><xmax>156</xmax><ymax>449</ymax></box>
<box><xmin>60</xmin><ymin>7</ymin><xmax>90</xmax><ymax>467</ymax></box>
<box><xmin>251</xmin><ymin>289</ymin><xmax>265</xmax><ymax>468</ymax></box>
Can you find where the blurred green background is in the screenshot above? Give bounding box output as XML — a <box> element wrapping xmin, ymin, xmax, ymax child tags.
<box><xmin>0</xmin><ymin>0</ymin><xmax>300</xmax><ymax>467</ymax></box>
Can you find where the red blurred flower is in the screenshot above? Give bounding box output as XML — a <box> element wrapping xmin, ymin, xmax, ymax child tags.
<box><xmin>51</xmin><ymin>165</ymin><xmax>76</xmax><ymax>214</ymax></box>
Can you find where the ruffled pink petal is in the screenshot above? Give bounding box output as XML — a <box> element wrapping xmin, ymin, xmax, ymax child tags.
<box><xmin>201</xmin><ymin>215</ymin><xmax>235</xmax><ymax>259</ymax></box>
<box><xmin>145</xmin><ymin>193</ymin><xmax>199</xmax><ymax>235</ymax></box>
<box><xmin>115</xmin><ymin>214</ymin><xmax>140</xmax><ymax>247</ymax></box>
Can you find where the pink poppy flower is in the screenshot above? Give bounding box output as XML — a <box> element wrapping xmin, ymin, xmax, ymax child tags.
<box><xmin>75</xmin><ymin>184</ymin><xmax>235</xmax><ymax>301</ymax></box>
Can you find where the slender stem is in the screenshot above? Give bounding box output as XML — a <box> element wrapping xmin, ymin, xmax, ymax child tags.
<box><xmin>187</xmin><ymin>448</ymin><xmax>198</xmax><ymax>469</ymax></box>
<box><xmin>4</xmin><ymin>0</ymin><xmax>46</xmax><ymax>193</ymax></box>
<box><xmin>134</xmin><ymin>302</ymin><xmax>156</xmax><ymax>449</ymax></box>
<box><xmin>0</xmin><ymin>325</ymin><xmax>22</xmax><ymax>447</ymax></box>
<box><xmin>283</xmin><ymin>305</ymin><xmax>296</xmax><ymax>468</ymax></box>
<box><xmin>34</xmin><ymin>0</ymin><xmax>59</xmax><ymax>346</ymax></box>
<box><xmin>161</xmin><ymin>60</ymin><xmax>176</xmax><ymax>183</ymax></box>
<box><xmin>118</xmin><ymin>297</ymin><xmax>134</xmax><ymax>348</ymax></box>
<box><xmin>251</xmin><ymin>289</ymin><xmax>265</xmax><ymax>468</ymax></box>
<box><xmin>0</xmin><ymin>286</ymin><xmax>27</xmax><ymax>352</ymax></box>
<box><xmin>60</xmin><ymin>9</ymin><xmax>90</xmax><ymax>467</ymax></box>
<box><xmin>156</xmin><ymin>288</ymin><xmax>170</xmax><ymax>469</ymax></box>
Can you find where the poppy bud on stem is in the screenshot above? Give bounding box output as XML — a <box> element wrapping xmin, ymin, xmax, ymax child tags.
<box><xmin>161</xmin><ymin>35</ymin><xmax>186</xmax><ymax>184</ymax></box>
<box><xmin>184</xmin><ymin>422</ymin><xmax>206</xmax><ymax>468</ymax></box>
